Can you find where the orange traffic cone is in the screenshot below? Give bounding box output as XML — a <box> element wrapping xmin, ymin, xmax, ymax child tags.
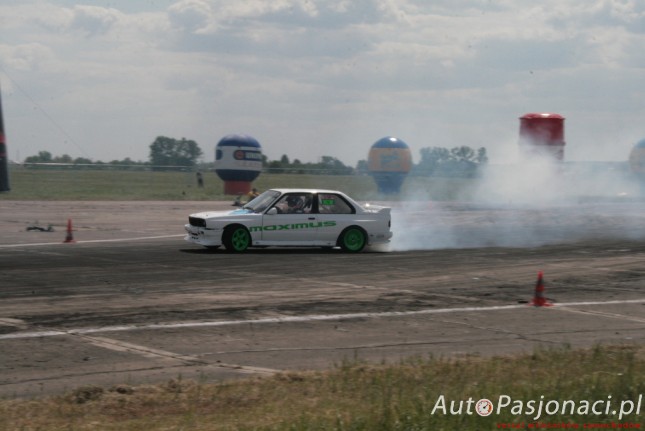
<box><xmin>530</xmin><ymin>271</ymin><xmax>552</xmax><ymax>306</ymax></box>
<box><xmin>63</xmin><ymin>218</ymin><xmax>76</xmax><ymax>243</ymax></box>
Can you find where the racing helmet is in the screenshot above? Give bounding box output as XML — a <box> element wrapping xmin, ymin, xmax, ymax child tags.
<box><xmin>286</xmin><ymin>195</ymin><xmax>302</xmax><ymax>207</ymax></box>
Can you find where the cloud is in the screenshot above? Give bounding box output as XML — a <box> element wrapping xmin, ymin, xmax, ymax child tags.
<box><xmin>1</xmin><ymin>43</ymin><xmax>55</xmax><ymax>72</ymax></box>
<box><xmin>164</xmin><ymin>0</ymin><xmax>386</xmax><ymax>59</ymax></box>
<box><xmin>168</xmin><ymin>0</ymin><xmax>213</xmax><ymax>33</ymax></box>
<box><xmin>0</xmin><ymin>0</ymin><xmax>644</xmax><ymax>165</ymax></box>
<box><xmin>68</xmin><ymin>5</ymin><xmax>124</xmax><ymax>36</ymax></box>
<box><xmin>548</xmin><ymin>0</ymin><xmax>645</xmax><ymax>33</ymax></box>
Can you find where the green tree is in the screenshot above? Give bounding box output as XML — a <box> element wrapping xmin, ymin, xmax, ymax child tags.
<box><xmin>355</xmin><ymin>159</ymin><xmax>368</xmax><ymax>174</ymax></box>
<box><xmin>416</xmin><ymin>147</ymin><xmax>451</xmax><ymax>175</ymax></box>
<box><xmin>54</xmin><ymin>154</ymin><xmax>73</xmax><ymax>163</ymax></box>
<box><xmin>24</xmin><ymin>151</ymin><xmax>53</xmax><ymax>163</ymax></box>
<box><xmin>149</xmin><ymin>136</ymin><xmax>203</xmax><ymax>170</ymax></box>
<box><xmin>477</xmin><ymin>147</ymin><xmax>488</xmax><ymax>164</ymax></box>
<box><xmin>416</xmin><ymin>146</ymin><xmax>487</xmax><ymax>177</ymax></box>
<box><xmin>73</xmin><ymin>157</ymin><xmax>93</xmax><ymax>165</ymax></box>
<box><xmin>450</xmin><ymin>146</ymin><xmax>475</xmax><ymax>162</ymax></box>
<box><xmin>267</xmin><ymin>160</ymin><xmax>283</xmax><ymax>172</ymax></box>
<box><xmin>318</xmin><ymin>156</ymin><xmax>353</xmax><ymax>174</ymax></box>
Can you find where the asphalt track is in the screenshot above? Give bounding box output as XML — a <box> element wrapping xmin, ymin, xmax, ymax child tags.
<box><xmin>0</xmin><ymin>201</ymin><xmax>644</xmax><ymax>398</ymax></box>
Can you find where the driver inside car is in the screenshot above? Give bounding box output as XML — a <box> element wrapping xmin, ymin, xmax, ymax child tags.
<box><xmin>286</xmin><ymin>195</ymin><xmax>305</xmax><ymax>213</ymax></box>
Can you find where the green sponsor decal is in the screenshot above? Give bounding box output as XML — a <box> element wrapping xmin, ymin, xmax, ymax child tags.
<box><xmin>321</xmin><ymin>199</ymin><xmax>335</xmax><ymax>205</ymax></box>
<box><xmin>249</xmin><ymin>221</ymin><xmax>336</xmax><ymax>232</ymax></box>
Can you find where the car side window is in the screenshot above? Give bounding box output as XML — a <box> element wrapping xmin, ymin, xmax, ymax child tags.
<box><xmin>273</xmin><ymin>193</ymin><xmax>313</xmax><ymax>214</ymax></box>
<box><xmin>318</xmin><ymin>194</ymin><xmax>353</xmax><ymax>214</ymax></box>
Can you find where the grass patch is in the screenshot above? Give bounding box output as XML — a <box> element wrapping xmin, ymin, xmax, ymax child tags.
<box><xmin>0</xmin><ymin>345</ymin><xmax>643</xmax><ymax>430</ymax></box>
<box><xmin>1</xmin><ymin>167</ymin><xmax>476</xmax><ymax>201</ymax></box>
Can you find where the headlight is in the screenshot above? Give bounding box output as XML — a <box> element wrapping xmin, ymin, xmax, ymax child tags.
<box><xmin>189</xmin><ymin>217</ymin><xmax>206</xmax><ymax>227</ymax></box>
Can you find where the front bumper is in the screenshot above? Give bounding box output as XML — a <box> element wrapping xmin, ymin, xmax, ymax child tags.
<box><xmin>184</xmin><ymin>224</ymin><xmax>222</xmax><ymax>247</ymax></box>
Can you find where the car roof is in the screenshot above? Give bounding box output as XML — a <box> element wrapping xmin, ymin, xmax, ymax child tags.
<box><xmin>268</xmin><ymin>188</ymin><xmax>347</xmax><ymax>194</ymax></box>
<box><xmin>265</xmin><ymin>189</ymin><xmax>365</xmax><ymax>211</ymax></box>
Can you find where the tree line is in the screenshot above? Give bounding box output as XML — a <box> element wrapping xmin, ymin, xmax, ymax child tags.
<box><xmin>22</xmin><ymin>136</ymin><xmax>488</xmax><ymax>177</ymax></box>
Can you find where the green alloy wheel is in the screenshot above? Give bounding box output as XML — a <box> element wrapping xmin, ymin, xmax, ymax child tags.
<box><xmin>224</xmin><ymin>226</ymin><xmax>251</xmax><ymax>252</ymax></box>
<box><xmin>339</xmin><ymin>227</ymin><xmax>366</xmax><ymax>252</ymax></box>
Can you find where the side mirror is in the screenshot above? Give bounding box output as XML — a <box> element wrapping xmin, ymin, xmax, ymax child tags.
<box><xmin>266</xmin><ymin>207</ymin><xmax>278</xmax><ymax>215</ymax></box>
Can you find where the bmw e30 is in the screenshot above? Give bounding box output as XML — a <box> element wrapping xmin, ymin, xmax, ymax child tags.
<box><xmin>184</xmin><ymin>188</ymin><xmax>392</xmax><ymax>252</ymax></box>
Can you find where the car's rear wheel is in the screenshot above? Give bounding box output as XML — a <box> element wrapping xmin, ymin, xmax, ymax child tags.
<box><xmin>223</xmin><ymin>225</ymin><xmax>251</xmax><ymax>252</ymax></box>
<box><xmin>338</xmin><ymin>227</ymin><xmax>366</xmax><ymax>252</ymax></box>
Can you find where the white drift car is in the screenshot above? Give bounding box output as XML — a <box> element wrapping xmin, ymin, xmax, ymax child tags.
<box><xmin>185</xmin><ymin>188</ymin><xmax>392</xmax><ymax>252</ymax></box>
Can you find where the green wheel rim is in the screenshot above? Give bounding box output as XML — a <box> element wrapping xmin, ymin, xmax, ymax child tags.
<box><xmin>231</xmin><ymin>228</ymin><xmax>250</xmax><ymax>251</ymax></box>
<box><xmin>343</xmin><ymin>228</ymin><xmax>365</xmax><ymax>252</ymax></box>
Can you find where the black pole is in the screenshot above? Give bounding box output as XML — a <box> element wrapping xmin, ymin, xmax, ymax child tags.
<box><xmin>0</xmin><ymin>81</ymin><xmax>10</xmax><ymax>192</ymax></box>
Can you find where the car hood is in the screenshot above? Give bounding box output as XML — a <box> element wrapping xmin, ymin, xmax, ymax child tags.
<box><xmin>190</xmin><ymin>208</ymin><xmax>256</xmax><ymax>220</ymax></box>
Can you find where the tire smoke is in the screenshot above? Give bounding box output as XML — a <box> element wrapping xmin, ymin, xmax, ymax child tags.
<box><xmin>389</xmin><ymin>158</ymin><xmax>645</xmax><ymax>251</ymax></box>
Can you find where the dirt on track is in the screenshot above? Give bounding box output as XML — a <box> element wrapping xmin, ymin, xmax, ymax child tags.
<box><xmin>0</xmin><ymin>200</ymin><xmax>644</xmax><ymax>398</ymax></box>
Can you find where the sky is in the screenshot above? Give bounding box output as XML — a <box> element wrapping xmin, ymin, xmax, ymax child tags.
<box><xmin>0</xmin><ymin>0</ymin><xmax>644</xmax><ymax>165</ymax></box>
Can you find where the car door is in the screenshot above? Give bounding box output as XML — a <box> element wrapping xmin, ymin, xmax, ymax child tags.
<box><xmin>261</xmin><ymin>193</ymin><xmax>317</xmax><ymax>244</ymax></box>
<box><xmin>314</xmin><ymin>193</ymin><xmax>355</xmax><ymax>245</ymax></box>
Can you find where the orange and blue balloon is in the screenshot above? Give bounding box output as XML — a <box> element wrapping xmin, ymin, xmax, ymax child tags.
<box><xmin>367</xmin><ymin>136</ymin><xmax>412</xmax><ymax>194</ymax></box>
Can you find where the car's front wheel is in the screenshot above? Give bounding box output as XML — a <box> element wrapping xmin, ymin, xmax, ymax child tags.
<box><xmin>338</xmin><ymin>227</ymin><xmax>366</xmax><ymax>253</ymax></box>
<box><xmin>223</xmin><ymin>225</ymin><xmax>251</xmax><ymax>252</ymax></box>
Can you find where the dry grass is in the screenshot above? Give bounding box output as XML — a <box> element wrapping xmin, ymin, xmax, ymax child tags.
<box><xmin>0</xmin><ymin>345</ymin><xmax>643</xmax><ymax>430</ymax></box>
<box><xmin>0</xmin><ymin>167</ymin><xmax>474</xmax><ymax>201</ymax></box>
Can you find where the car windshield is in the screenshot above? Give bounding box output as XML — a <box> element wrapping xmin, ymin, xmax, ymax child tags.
<box><xmin>243</xmin><ymin>190</ymin><xmax>281</xmax><ymax>213</ymax></box>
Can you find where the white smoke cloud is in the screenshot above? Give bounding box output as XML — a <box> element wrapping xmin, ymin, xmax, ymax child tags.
<box><xmin>389</xmin><ymin>156</ymin><xmax>645</xmax><ymax>251</ymax></box>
